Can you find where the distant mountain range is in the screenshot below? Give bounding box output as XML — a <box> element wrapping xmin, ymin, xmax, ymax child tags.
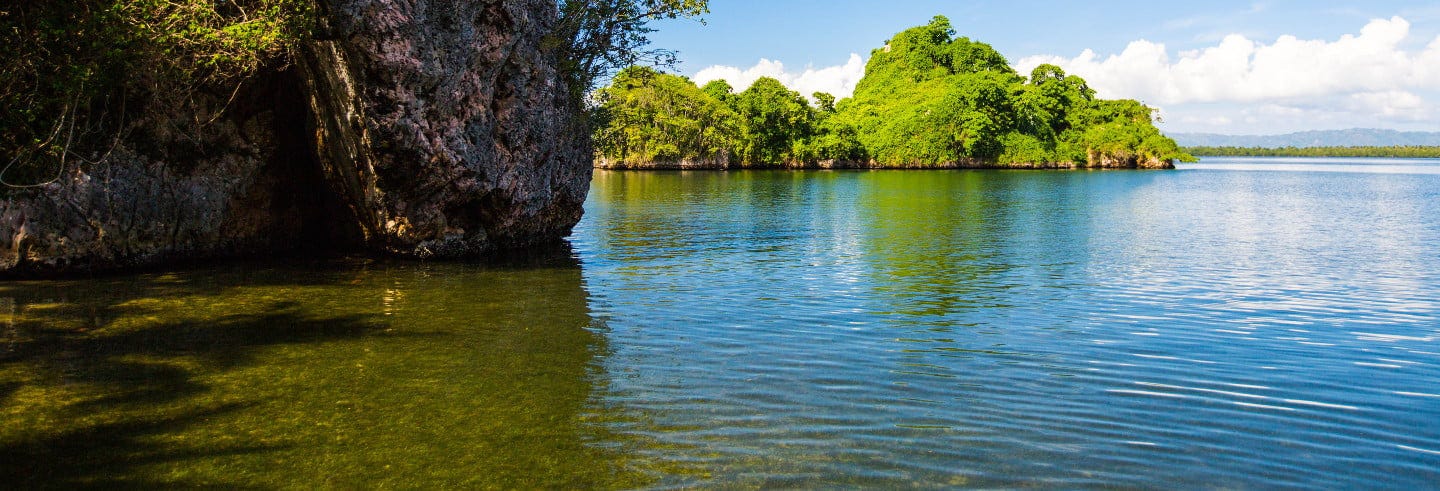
<box><xmin>1167</xmin><ymin>129</ymin><xmax>1440</xmax><ymax>148</ymax></box>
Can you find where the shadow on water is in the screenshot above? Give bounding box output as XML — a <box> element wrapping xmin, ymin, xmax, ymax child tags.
<box><xmin>2</xmin><ymin>402</ymin><xmax>271</xmax><ymax>490</ymax></box>
<box><xmin>0</xmin><ymin>244</ymin><xmax>652</xmax><ymax>488</ymax></box>
<box><xmin>0</xmin><ymin>285</ymin><xmax>390</xmax><ymax>488</ymax></box>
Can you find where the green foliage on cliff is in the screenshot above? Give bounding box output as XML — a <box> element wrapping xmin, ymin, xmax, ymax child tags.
<box><xmin>594</xmin><ymin>67</ymin><xmax>740</xmax><ymax>163</ymax></box>
<box><xmin>0</xmin><ymin>1</ymin><xmax>313</xmax><ymax>187</ymax></box>
<box><xmin>731</xmin><ymin>78</ymin><xmax>816</xmax><ymax>165</ymax></box>
<box><xmin>1185</xmin><ymin>146</ymin><xmax>1440</xmax><ymax>158</ymax></box>
<box><xmin>594</xmin><ymin>67</ymin><xmax>867</xmax><ymax>166</ymax></box>
<box><xmin>593</xmin><ymin>15</ymin><xmax>1193</xmax><ymax>168</ymax></box>
<box><xmin>836</xmin><ymin>15</ymin><xmax>1192</xmax><ymax>167</ymax></box>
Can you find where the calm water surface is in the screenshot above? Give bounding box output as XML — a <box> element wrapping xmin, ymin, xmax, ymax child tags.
<box><xmin>3</xmin><ymin>157</ymin><xmax>1439</xmax><ymax>487</ymax></box>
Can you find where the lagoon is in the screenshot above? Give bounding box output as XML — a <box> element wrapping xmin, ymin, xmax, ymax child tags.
<box><xmin>4</xmin><ymin>157</ymin><xmax>1439</xmax><ymax>487</ymax></box>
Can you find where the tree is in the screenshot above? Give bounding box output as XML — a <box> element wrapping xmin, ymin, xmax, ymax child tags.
<box><xmin>702</xmin><ymin>79</ymin><xmax>735</xmax><ymax>104</ymax></box>
<box><xmin>554</xmin><ymin>0</ymin><xmax>709</xmax><ymax>99</ymax></box>
<box><xmin>945</xmin><ymin>71</ymin><xmax>1016</xmax><ymax>158</ymax></box>
<box><xmin>796</xmin><ymin>92</ymin><xmax>863</xmax><ymax>163</ymax></box>
<box><xmin>947</xmin><ymin>37</ymin><xmax>1013</xmax><ymax>75</ymax></box>
<box><xmin>593</xmin><ymin>66</ymin><xmax>739</xmax><ymax>163</ymax></box>
<box><xmin>732</xmin><ymin>77</ymin><xmax>815</xmax><ymax>165</ymax></box>
<box><xmin>812</xmin><ymin>92</ymin><xmax>837</xmax><ymax>114</ymax></box>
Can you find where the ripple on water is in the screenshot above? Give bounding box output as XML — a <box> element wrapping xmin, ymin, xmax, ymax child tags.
<box><xmin>5</xmin><ymin>164</ymin><xmax>1433</xmax><ymax>488</ymax></box>
<box><xmin>574</xmin><ymin>165</ymin><xmax>1440</xmax><ymax>488</ymax></box>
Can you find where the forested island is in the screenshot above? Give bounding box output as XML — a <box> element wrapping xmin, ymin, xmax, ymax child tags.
<box><xmin>593</xmin><ymin>16</ymin><xmax>1194</xmax><ymax>170</ymax></box>
<box><xmin>1185</xmin><ymin>146</ymin><xmax>1440</xmax><ymax>158</ymax></box>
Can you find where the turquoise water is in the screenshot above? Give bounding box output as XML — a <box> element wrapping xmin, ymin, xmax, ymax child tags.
<box><xmin>4</xmin><ymin>157</ymin><xmax>1440</xmax><ymax>487</ymax></box>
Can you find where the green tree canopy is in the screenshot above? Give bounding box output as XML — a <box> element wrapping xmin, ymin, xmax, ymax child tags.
<box><xmin>837</xmin><ymin>15</ymin><xmax>1190</xmax><ymax>166</ymax></box>
<box><xmin>732</xmin><ymin>77</ymin><xmax>815</xmax><ymax>165</ymax></box>
<box><xmin>812</xmin><ymin>92</ymin><xmax>838</xmax><ymax>114</ymax></box>
<box><xmin>592</xmin><ymin>15</ymin><xmax>1193</xmax><ymax>168</ymax></box>
<box><xmin>701</xmin><ymin>79</ymin><xmax>736</xmax><ymax>103</ymax></box>
<box><xmin>593</xmin><ymin>66</ymin><xmax>739</xmax><ymax>163</ymax></box>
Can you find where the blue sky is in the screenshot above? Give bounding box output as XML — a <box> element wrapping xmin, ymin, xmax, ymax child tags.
<box><xmin>647</xmin><ymin>1</ymin><xmax>1440</xmax><ymax>135</ymax></box>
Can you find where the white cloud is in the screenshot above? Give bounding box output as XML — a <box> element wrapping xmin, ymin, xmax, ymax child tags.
<box><xmin>1015</xmin><ymin>16</ymin><xmax>1440</xmax><ymax>133</ymax></box>
<box><xmin>690</xmin><ymin>17</ymin><xmax>1439</xmax><ymax>133</ymax></box>
<box><xmin>1155</xmin><ymin>97</ymin><xmax>1437</xmax><ymax>134</ymax></box>
<box><xmin>1015</xmin><ymin>16</ymin><xmax>1440</xmax><ymax>106</ymax></box>
<box><xmin>1175</xmin><ymin>114</ymin><xmax>1234</xmax><ymax>127</ymax></box>
<box><xmin>1345</xmin><ymin>90</ymin><xmax>1429</xmax><ymax>119</ymax></box>
<box><xmin>693</xmin><ymin>53</ymin><xmax>867</xmax><ymax>100</ymax></box>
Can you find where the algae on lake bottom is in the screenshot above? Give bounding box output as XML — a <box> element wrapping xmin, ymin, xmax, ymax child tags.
<box><xmin>0</xmin><ymin>257</ymin><xmax>659</xmax><ymax>489</ymax></box>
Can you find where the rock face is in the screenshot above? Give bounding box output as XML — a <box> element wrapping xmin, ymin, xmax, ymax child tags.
<box><xmin>0</xmin><ymin>73</ymin><xmax>342</xmax><ymax>275</ymax></box>
<box><xmin>0</xmin><ymin>0</ymin><xmax>591</xmax><ymax>276</ymax></box>
<box><xmin>303</xmin><ymin>0</ymin><xmax>590</xmax><ymax>257</ymax></box>
<box><xmin>1085</xmin><ymin>152</ymin><xmax>1174</xmax><ymax>169</ymax></box>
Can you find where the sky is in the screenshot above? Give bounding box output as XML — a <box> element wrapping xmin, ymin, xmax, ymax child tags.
<box><xmin>645</xmin><ymin>0</ymin><xmax>1440</xmax><ymax>135</ymax></box>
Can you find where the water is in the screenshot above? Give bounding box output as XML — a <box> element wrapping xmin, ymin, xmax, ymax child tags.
<box><xmin>4</xmin><ymin>157</ymin><xmax>1440</xmax><ymax>487</ymax></box>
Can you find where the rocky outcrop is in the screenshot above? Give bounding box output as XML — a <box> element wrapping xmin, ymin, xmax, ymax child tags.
<box><xmin>302</xmin><ymin>0</ymin><xmax>590</xmax><ymax>258</ymax></box>
<box><xmin>1084</xmin><ymin>151</ymin><xmax>1174</xmax><ymax>169</ymax></box>
<box><xmin>0</xmin><ymin>0</ymin><xmax>591</xmax><ymax>276</ymax></box>
<box><xmin>0</xmin><ymin>73</ymin><xmax>345</xmax><ymax>275</ymax></box>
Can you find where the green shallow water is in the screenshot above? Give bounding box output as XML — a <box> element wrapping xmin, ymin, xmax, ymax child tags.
<box><xmin>0</xmin><ymin>257</ymin><xmax>659</xmax><ymax>488</ymax></box>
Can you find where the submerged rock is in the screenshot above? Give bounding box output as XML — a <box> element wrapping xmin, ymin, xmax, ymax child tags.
<box><xmin>0</xmin><ymin>0</ymin><xmax>591</xmax><ymax>276</ymax></box>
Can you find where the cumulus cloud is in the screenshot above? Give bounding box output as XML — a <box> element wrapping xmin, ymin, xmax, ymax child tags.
<box><xmin>1014</xmin><ymin>16</ymin><xmax>1440</xmax><ymax>106</ymax></box>
<box><xmin>693</xmin><ymin>53</ymin><xmax>867</xmax><ymax>100</ymax></box>
<box><xmin>689</xmin><ymin>17</ymin><xmax>1438</xmax><ymax>132</ymax></box>
<box><xmin>1345</xmin><ymin>90</ymin><xmax>1428</xmax><ymax>119</ymax></box>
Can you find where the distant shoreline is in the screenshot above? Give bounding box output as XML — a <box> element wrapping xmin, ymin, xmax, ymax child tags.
<box><xmin>1185</xmin><ymin>146</ymin><xmax>1440</xmax><ymax>158</ymax></box>
<box><xmin>594</xmin><ymin>156</ymin><xmax>1174</xmax><ymax>170</ymax></box>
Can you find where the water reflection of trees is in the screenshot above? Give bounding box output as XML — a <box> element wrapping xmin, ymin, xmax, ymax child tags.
<box><xmin>859</xmin><ymin>171</ymin><xmax>1023</xmax><ymax>319</ymax></box>
<box><xmin>0</xmin><ymin>251</ymin><xmax>650</xmax><ymax>488</ymax></box>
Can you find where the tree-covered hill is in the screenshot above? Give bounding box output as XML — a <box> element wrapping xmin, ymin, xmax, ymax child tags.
<box><xmin>594</xmin><ymin>16</ymin><xmax>1193</xmax><ymax>169</ymax></box>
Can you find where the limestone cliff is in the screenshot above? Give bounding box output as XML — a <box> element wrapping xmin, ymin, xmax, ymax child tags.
<box><xmin>0</xmin><ymin>0</ymin><xmax>591</xmax><ymax>276</ymax></box>
<box><xmin>302</xmin><ymin>0</ymin><xmax>590</xmax><ymax>258</ymax></box>
<box><xmin>0</xmin><ymin>73</ymin><xmax>339</xmax><ymax>275</ymax></box>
